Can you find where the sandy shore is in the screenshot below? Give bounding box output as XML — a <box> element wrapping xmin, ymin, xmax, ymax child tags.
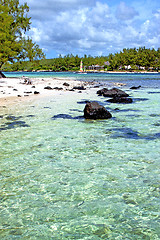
<box><xmin>0</xmin><ymin>77</ymin><xmax>93</xmax><ymax>107</ymax></box>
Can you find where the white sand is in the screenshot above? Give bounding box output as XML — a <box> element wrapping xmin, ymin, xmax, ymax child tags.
<box><xmin>0</xmin><ymin>77</ymin><xmax>91</xmax><ymax>107</ymax></box>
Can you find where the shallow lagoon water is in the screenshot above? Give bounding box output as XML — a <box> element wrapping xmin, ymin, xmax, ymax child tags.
<box><xmin>0</xmin><ymin>73</ymin><xmax>160</xmax><ymax>239</ymax></box>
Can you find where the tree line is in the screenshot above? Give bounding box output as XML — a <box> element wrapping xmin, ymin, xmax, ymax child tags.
<box><xmin>2</xmin><ymin>47</ymin><xmax>160</xmax><ymax>72</ymax></box>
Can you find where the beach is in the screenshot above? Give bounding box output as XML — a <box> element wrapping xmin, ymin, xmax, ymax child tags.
<box><xmin>0</xmin><ymin>76</ymin><xmax>95</xmax><ymax>108</ymax></box>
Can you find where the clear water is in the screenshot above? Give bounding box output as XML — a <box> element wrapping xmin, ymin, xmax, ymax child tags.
<box><xmin>0</xmin><ymin>73</ymin><xmax>160</xmax><ymax>239</ymax></box>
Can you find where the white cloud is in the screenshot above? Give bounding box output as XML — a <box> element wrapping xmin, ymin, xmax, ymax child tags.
<box><xmin>116</xmin><ymin>1</ymin><xmax>139</xmax><ymax>20</ymax></box>
<box><xmin>20</xmin><ymin>0</ymin><xmax>160</xmax><ymax>57</ymax></box>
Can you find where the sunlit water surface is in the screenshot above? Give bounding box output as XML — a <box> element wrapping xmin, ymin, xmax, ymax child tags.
<box><xmin>0</xmin><ymin>73</ymin><xmax>160</xmax><ymax>239</ymax></box>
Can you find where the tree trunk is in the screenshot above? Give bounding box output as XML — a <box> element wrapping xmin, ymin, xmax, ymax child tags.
<box><xmin>0</xmin><ymin>71</ymin><xmax>6</xmax><ymax>78</ymax></box>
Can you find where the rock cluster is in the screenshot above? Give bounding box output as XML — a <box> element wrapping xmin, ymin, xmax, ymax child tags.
<box><xmin>83</xmin><ymin>87</ymin><xmax>135</xmax><ymax>119</ymax></box>
<box><xmin>97</xmin><ymin>87</ymin><xmax>132</xmax><ymax>104</ymax></box>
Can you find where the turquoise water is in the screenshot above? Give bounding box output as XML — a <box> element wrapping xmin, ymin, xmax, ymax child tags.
<box><xmin>0</xmin><ymin>73</ymin><xmax>160</xmax><ymax>239</ymax></box>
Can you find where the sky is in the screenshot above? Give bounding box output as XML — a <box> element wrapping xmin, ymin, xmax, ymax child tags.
<box><xmin>20</xmin><ymin>0</ymin><xmax>160</xmax><ymax>59</ymax></box>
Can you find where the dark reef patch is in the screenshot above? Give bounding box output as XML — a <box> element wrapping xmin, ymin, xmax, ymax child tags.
<box><xmin>125</xmin><ymin>114</ymin><xmax>141</xmax><ymax>118</ymax></box>
<box><xmin>0</xmin><ymin>120</ymin><xmax>30</xmax><ymax>131</ymax></box>
<box><xmin>26</xmin><ymin>115</ymin><xmax>35</xmax><ymax>118</ymax></box>
<box><xmin>113</xmin><ymin>108</ymin><xmax>141</xmax><ymax>113</ymax></box>
<box><xmin>70</xmin><ymin>109</ymin><xmax>83</xmax><ymax>113</ymax></box>
<box><xmin>107</xmin><ymin>127</ymin><xmax>156</xmax><ymax>140</ymax></box>
<box><xmin>148</xmin><ymin>91</ymin><xmax>160</xmax><ymax>94</ymax></box>
<box><xmin>153</xmin><ymin>122</ymin><xmax>160</xmax><ymax>126</ymax></box>
<box><xmin>108</xmin><ymin>127</ymin><xmax>140</xmax><ymax>139</ymax></box>
<box><xmin>154</xmin><ymin>133</ymin><xmax>160</xmax><ymax>138</ymax></box>
<box><xmin>5</xmin><ymin>115</ymin><xmax>22</xmax><ymax>121</ymax></box>
<box><xmin>52</xmin><ymin>114</ymin><xmax>83</xmax><ymax>120</ymax></box>
<box><xmin>149</xmin><ymin>114</ymin><xmax>160</xmax><ymax>117</ymax></box>
<box><xmin>77</xmin><ymin>100</ymin><xmax>90</xmax><ymax>104</ymax></box>
<box><xmin>132</xmin><ymin>98</ymin><xmax>149</xmax><ymax>102</ymax></box>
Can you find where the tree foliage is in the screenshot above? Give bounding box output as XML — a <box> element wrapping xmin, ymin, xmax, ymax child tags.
<box><xmin>0</xmin><ymin>0</ymin><xmax>45</xmax><ymax>69</ymax></box>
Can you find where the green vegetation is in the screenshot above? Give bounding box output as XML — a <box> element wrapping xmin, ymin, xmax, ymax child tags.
<box><xmin>2</xmin><ymin>47</ymin><xmax>160</xmax><ymax>72</ymax></box>
<box><xmin>107</xmin><ymin>47</ymin><xmax>160</xmax><ymax>71</ymax></box>
<box><xmin>0</xmin><ymin>0</ymin><xmax>45</xmax><ymax>71</ymax></box>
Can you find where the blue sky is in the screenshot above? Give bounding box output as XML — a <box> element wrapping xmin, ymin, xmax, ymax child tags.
<box><xmin>20</xmin><ymin>0</ymin><xmax>160</xmax><ymax>59</ymax></box>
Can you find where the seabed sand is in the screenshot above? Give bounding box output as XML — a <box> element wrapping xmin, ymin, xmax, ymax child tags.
<box><xmin>0</xmin><ymin>77</ymin><xmax>98</xmax><ymax>108</ymax></box>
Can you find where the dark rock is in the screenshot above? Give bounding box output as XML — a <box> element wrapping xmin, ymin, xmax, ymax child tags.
<box><xmin>13</xmin><ymin>89</ymin><xmax>18</xmax><ymax>91</ymax></box>
<box><xmin>107</xmin><ymin>96</ymin><xmax>133</xmax><ymax>103</ymax></box>
<box><xmin>84</xmin><ymin>101</ymin><xmax>112</xmax><ymax>119</ymax></box>
<box><xmin>97</xmin><ymin>88</ymin><xmax>108</xmax><ymax>96</ymax></box>
<box><xmin>53</xmin><ymin>87</ymin><xmax>63</xmax><ymax>90</ymax></box>
<box><xmin>130</xmin><ymin>85</ymin><xmax>141</xmax><ymax>89</ymax></box>
<box><xmin>97</xmin><ymin>87</ymin><xmax>129</xmax><ymax>97</ymax></box>
<box><xmin>34</xmin><ymin>91</ymin><xmax>40</xmax><ymax>94</ymax></box>
<box><xmin>17</xmin><ymin>95</ymin><xmax>21</xmax><ymax>97</ymax></box>
<box><xmin>104</xmin><ymin>88</ymin><xmax>129</xmax><ymax>97</ymax></box>
<box><xmin>73</xmin><ymin>86</ymin><xmax>86</xmax><ymax>90</ymax></box>
<box><xmin>24</xmin><ymin>91</ymin><xmax>32</xmax><ymax>94</ymax></box>
<box><xmin>44</xmin><ymin>86</ymin><xmax>53</xmax><ymax>90</ymax></box>
<box><xmin>63</xmin><ymin>82</ymin><xmax>70</xmax><ymax>86</ymax></box>
<box><xmin>31</xmin><ymin>86</ymin><xmax>36</xmax><ymax>88</ymax></box>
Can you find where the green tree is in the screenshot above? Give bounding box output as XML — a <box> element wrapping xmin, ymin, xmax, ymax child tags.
<box><xmin>0</xmin><ymin>0</ymin><xmax>45</xmax><ymax>74</ymax></box>
<box><xmin>19</xmin><ymin>37</ymin><xmax>45</xmax><ymax>61</ymax></box>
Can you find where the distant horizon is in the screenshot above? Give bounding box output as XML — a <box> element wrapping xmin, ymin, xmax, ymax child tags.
<box><xmin>19</xmin><ymin>0</ymin><xmax>160</xmax><ymax>59</ymax></box>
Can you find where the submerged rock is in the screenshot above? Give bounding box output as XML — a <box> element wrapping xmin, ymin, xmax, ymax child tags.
<box><xmin>107</xmin><ymin>96</ymin><xmax>133</xmax><ymax>103</ymax></box>
<box><xmin>84</xmin><ymin>101</ymin><xmax>112</xmax><ymax>119</ymax></box>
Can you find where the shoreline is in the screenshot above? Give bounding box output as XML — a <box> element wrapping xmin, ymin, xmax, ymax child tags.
<box><xmin>2</xmin><ymin>70</ymin><xmax>160</xmax><ymax>75</ymax></box>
